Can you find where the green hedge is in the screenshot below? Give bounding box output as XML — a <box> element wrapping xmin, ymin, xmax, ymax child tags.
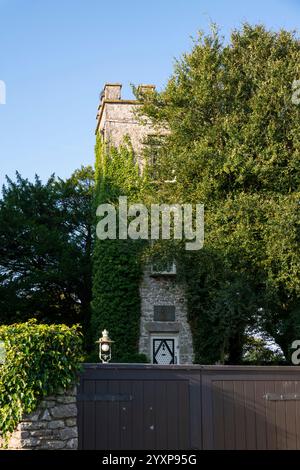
<box><xmin>0</xmin><ymin>320</ymin><xmax>83</xmax><ymax>440</ymax></box>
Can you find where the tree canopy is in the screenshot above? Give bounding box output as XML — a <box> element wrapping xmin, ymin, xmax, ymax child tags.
<box><xmin>0</xmin><ymin>166</ymin><xmax>94</xmax><ymax>331</ymax></box>
<box><xmin>137</xmin><ymin>24</ymin><xmax>300</xmax><ymax>362</ymax></box>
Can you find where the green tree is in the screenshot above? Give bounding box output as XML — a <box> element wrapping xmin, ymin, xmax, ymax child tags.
<box><xmin>242</xmin><ymin>332</ymin><xmax>285</xmax><ymax>364</ymax></box>
<box><xmin>137</xmin><ymin>24</ymin><xmax>300</xmax><ymax>362</ymax></box>
<box><xmin>0</xmin><ymin>166</ymin><xmax>94</xmax><ymax>333</ymax></box>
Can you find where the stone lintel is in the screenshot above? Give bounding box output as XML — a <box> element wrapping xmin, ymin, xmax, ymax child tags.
<box><xmin>144</xmin><ymin>322</ymin><xmax>181</xmax><ymax>333</ymax></box>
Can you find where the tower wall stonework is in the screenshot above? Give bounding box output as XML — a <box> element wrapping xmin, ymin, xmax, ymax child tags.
<box><xmin>96</xmin><ymin>84</ymin><xmax>155</xmax><ymax>169</ymax></box>
<box><xmin>139</xmin><ymin>268</ymin><xmax>194</xmax><ymax>364</ymax></box>
<box><xmin>99</xmin><ymin>102</ymin><xmax>152</xmax><ymax>155</ymax></box>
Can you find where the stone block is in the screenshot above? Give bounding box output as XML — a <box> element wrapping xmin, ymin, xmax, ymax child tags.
<box><xmin>65</xmin><ymin>438</ymin><xmax>78</xmax><ymax>450</ymax></box>
<box><xmin>58</xmin><ymin>426</ymin><xmax>77</xmax><ymax>441</ymax></box>
<box><xmin>20</xmin><ymin>438</ymin><xmax>39</xmax><ymax>448</ymax></box>
<box><xmin>30</xmin><ymin>429</ymin><xmax>54</xmax><ymax>438</ymax></box>
<box><xmin>48</xmin><ymin>420</ymin><xmax>65</xmax><ymax>429</ymax></box>
<box><xmin>19</xmin><ymin>421</ymin><xmax>48</xmax><ymax>431</ymax></box>
<box><xmin>65</xmin><ymin>418</ymin><xmax>77</xmax><ymax>427</ymax></box>
<box><xmin>56</xmin><ymin>396</ymin><xmax>76</xmax><ymax>404</ymax></box>
<box><xmin>51</xmin><ymin>404</ymin><xmax>77</xmax><ymax>419</ymax></box>
<box><xmin>38</xmin><ymin>440</ymin><xmax>65</xmax><ymax>450</ymax></box>
<box><xmin>40</xmin><ymin>409</ymin><xmax>51</xmax><ymax>421</ymax></box>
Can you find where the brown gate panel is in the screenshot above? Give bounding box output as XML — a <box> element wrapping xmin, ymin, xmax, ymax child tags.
<box><xmin>201</xmin><ymin>366</ymin><xmax>300</xmax><ymax>450</ymax></box>
<box><xmin>77</xmin><ymin>364</ymin><xmax>202</xmax><ymax>450</ymax></box>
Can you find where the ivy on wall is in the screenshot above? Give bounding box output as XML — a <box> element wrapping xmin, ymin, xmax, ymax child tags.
<box><xmin>0</xmin><ymin>320</ymin><xmax>83</xmax><ymax>441</ymax></box>
<box><xmin>91</xmin><ymin>137</ymin><xmax>149</xmax><ymax>362</ymax></box>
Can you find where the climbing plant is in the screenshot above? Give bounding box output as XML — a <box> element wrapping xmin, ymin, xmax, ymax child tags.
<box><xmin>91</xmin><ymin>137</ymin><xmax>149</xmax><ymax>362</ymax></box>
<box><xmin>0</xmin><ymin>320</ymin><xmax>83</xmax><ymax>442</ymax></box>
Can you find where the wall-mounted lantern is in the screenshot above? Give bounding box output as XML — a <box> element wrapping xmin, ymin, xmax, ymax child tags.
<box><xmin>96</xmin><ymin>329</ymin><xmax>114</xmax><ymax>363</ymax></box>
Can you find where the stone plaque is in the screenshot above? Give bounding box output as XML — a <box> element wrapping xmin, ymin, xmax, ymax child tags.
<box><xmin>153</xmin><ymin>305</ymin><xmax>175</xmax><ymax>322</ymax></box>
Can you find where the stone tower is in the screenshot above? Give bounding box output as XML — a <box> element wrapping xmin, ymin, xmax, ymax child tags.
<box><xmin>95</xmin><ymin>83</ymin><xmax>194</xmax><ymax>364</ymax></box>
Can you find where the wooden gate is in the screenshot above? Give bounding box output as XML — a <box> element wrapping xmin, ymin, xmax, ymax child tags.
<box><xmin>77</xmin><ymin>364</ymin><xmax>300</xmax><ymax>450</ymax></box>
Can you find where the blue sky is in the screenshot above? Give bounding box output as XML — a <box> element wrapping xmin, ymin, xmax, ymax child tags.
<box><xmin>0</xmin><ymin>0</ymin><xmax>299</xmax><ymax>189</ymax></box>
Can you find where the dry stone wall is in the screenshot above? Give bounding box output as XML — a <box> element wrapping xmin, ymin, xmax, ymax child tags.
<box><xmin>1</xmin><ymin>387</ymin><xmax>78</xmax><ymax>450</ymax></box>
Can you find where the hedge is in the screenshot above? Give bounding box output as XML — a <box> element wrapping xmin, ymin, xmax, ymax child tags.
<box><xmin>0</xmin><ymin>319</ymin><xmax>83</xmax><ymax>441</ymax></box>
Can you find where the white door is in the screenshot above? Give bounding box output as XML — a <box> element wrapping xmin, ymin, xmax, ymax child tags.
<box><xmin>151</xmin><ymin>335</ymin><xmax>179</xmax><ymax>364</ymax></box>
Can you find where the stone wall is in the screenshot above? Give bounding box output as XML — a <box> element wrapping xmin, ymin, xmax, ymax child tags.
<box><xmin>1</xmin><ymin>387</ymin><xmax>78</xmax><ymax>450</ymax></box>
<box><xmin>139</xmin><ymin>268</ymin><xmax>194</xmax><ymax>364</ymax></box>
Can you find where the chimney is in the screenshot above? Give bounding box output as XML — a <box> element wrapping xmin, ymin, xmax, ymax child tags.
<box><xmin>137</xmin><ymin>84</ymin><xmax>156</xmax><ymax>95</ymax></box>
<box><xmin>103</xmin><ymin>83</ymin><xmax>122</xmax><ymax>100</ymax></box>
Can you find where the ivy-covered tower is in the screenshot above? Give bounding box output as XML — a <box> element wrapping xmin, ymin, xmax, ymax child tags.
<box><xmin>93</xmin><ymin>83</ymin><xmax>194</xmax><ymax>364</ymax></box>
